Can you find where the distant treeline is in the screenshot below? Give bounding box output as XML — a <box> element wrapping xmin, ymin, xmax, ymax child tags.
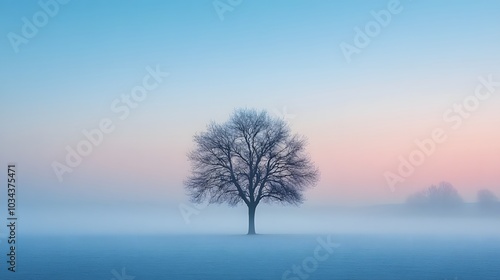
<box><xmin>406</xmin><ymin>182</ymin><xmax>500</xmax><ymax>213</ymax></box>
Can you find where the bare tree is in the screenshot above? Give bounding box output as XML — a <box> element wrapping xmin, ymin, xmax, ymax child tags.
<box><xmin>185</xmin><ymin>109</ymin><xmax>319</xmax><ymax>234</ymax></box>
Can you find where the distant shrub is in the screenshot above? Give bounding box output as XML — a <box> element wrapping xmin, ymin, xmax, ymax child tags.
<box><xmin>477</xmin><ymin>189</ymin><xmax>499</xmax><ymax>209</ymax></box>
<box><xmin>406</xmin><ymin>182</ymin><xmax>464</xmax><ymax>209</ymax></box>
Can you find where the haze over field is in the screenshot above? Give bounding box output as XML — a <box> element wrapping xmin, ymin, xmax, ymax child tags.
<box><xmin>1</xmin><ymin>0</ymin><xmax>499</xmax><ymax>236</ymax></box>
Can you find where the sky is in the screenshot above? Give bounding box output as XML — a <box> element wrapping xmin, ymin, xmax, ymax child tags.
<box><xmin>0</xmin><ymin>0</ymin><xmax>499</xmax><ymax>234</ymax></box>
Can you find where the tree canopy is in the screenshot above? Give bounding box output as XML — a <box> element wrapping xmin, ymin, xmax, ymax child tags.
<box><xmin>185</xmin><ymin>108</ymin><xmax>319</xmax><ymax>234</ymax></box>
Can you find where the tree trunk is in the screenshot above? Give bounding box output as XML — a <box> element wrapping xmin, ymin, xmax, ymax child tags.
<box><xmin>247</xmin><ymin>204</ymin><xmax>256</xmax><ymax>235</ymax></box>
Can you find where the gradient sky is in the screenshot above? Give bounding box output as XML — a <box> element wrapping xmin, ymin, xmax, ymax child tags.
<box><xmin>1</xmin><ymin>0</ymin><xmax>499</xmax><ymax>234</ymax></box>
